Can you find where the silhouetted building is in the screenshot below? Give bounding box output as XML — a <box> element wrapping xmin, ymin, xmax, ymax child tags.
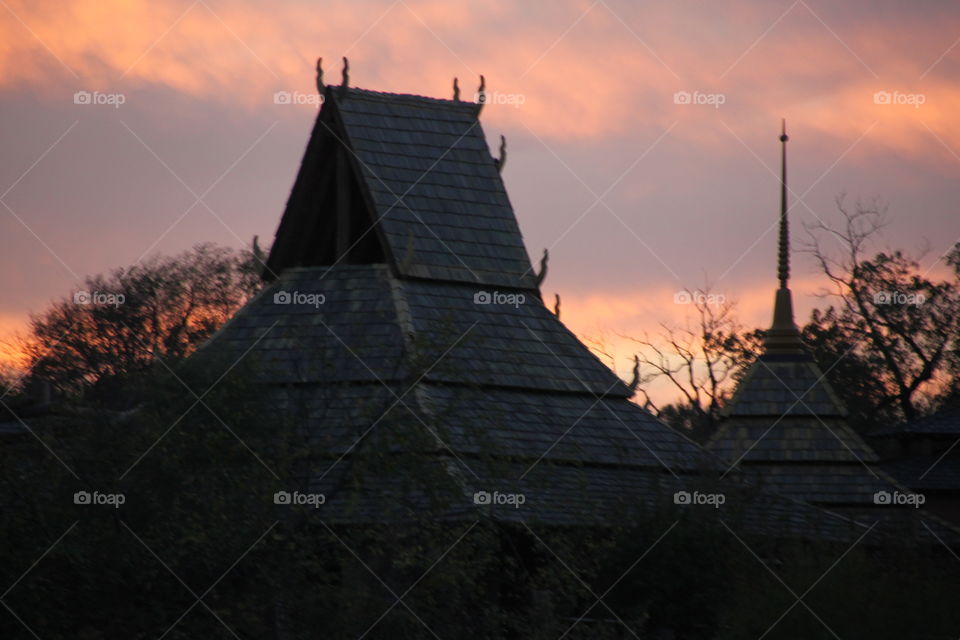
<box><xmin>706</xmin><ymin>124</ymin><xmax>956</xmax><ymax>541</ymax></box>
<box><xmin>871</xmin><ymin>406</ymin><xmax>960</xmax><ymax>523</ymax></box>
<box><xmin>203</xmin><ymin>72</ymin><xmax>716</xmax><ymax>526</ymax></box>
<box><xmin>201</xmin><ymin>71</ymin><xmax>858</xmax><ymax>539</ymax></box>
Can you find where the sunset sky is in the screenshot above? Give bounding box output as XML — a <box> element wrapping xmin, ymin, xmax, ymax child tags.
<box><xmin>2</xmin><ymin>0</ymin><xmax>959</xmax><ymax>397</ymax></box>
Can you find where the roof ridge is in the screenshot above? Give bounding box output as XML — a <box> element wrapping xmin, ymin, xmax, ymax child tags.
<box><xmin>332</xmin><ymin>85</ymin><xmax>482</xmax><ymax>110</ymax></box>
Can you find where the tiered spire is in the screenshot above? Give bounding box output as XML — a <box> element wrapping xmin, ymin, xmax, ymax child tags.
<box><xmin>762</xmin><ymin>120</ymin><xmax>806</xmax><ymax>357</ymax></box>
<box><xmin>778</xmin><ymin>119</ymin><xmax>789</xmax><ymax>288</ymax></box>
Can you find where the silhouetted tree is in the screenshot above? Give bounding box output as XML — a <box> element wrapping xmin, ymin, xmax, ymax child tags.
<box><xmin>19</xmin><ymin>243</ymin><xmax>263</xmax><ymax>400</ymax></box>
<box><xmin>803</xmin><ymin>198</ymin><xmax>960</xmax><ymax>427</ymax></box>
<box><xmin>626</xmin><ymin>198</ymin><xmax>960</xmax><ymax>438</ymax></box>
<box><xmin>4</xmin><ymin>357</ymin><xmax>958</xmax><ymax>639</ymax></box>
<box><xmin>626</xmin><ymin>287</ymin><xmax>762</xmax><ymax>441</ymax></box>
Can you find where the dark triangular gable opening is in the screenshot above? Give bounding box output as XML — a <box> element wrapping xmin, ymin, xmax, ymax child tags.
<box><xmin>263</xmin><ymin>92</ymin><xmax>384</xmax><ymax>280</ymax></box>
<box><xmin>265</xmin><ymin>85</ymin><xmax>538</xmax><ymax>289</ymax></box>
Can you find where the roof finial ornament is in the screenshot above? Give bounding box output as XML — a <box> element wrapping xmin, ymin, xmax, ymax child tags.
<box><xmin>339</xmin><ymin>57</ymin><xmax>350</xmax><ymax>99</ymax></box>
<box><xmin>534</xmin><ymin>248</ymin><xmax>549</xmax><ymax>287</ymax></box>
<box><xmin>627</xmin><ymin>355</ymin><xmax>641</xmax><ymax>393</ymax></box>
<box><xmin>476</xmin><ymin>74</ymin><xmax>487</xmax><ymax>115</ymax></box>
<box><xmin>778</xmin><ymin>118</ymin><xmax>789</xmax><ymax>289</ymax></box>
<box><xmin>553</xmin><ymin>293</ymin><xmax>561</xmax><ymax>319</ymax></box>
<box><xmin>477</xmin><ymin>75</ymin><xmax>486</xmax><ymax>113</ymax></box>
<box><xmin>494</xmin><ymin>134</ymin><xmax>507</xmax><ymax>173</ymax></box>
<box><xmin>316</xmin><ymin>57</ymin><xmax>324</xmax><ymax>93</ymax></box>
<box><xmin>453</xmin><ymin>77</ymin><xmax>460</xmax><ymax>101</ymax></box>
<box><xmin>252</xmin><ymin>235</ymin><xmax>264</xmax><ymax>265</ymax></box>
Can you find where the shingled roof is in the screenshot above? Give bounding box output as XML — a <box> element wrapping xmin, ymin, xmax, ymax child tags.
<box><xmin>706</xmin><ymin>125</ymin><xmax>923</xmax><ymax>518</ymax></box>
<box><xmin>204</xmin><ymin>78</ymin><xmax>722</xmax><ymax>524</ymax></box>
<box><xmin>265</xmin><ymin>85</ymin><xmax>537</xmax><ymax>290</ymax></box>
<box><xmin>872</xmin><ymin>405</ymin><xmax>960</xmax><ymax>437</ymax></box>
<box><xmin>200</xmin><ymin>83</ymin><xmax>906</xmax><ymax>542</ymax></box>
<box><xmin>872</xmin><ymin>406</ymin><xmax>960</xmax><ymax>495</ymax></box>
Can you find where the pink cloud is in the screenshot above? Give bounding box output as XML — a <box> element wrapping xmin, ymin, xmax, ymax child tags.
<box><xmin>1</xmin><ymin>0</ymin><xmax>957</xmax><ymax>156</ymax></box>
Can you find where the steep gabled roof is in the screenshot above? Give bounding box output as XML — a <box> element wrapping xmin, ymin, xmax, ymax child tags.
<box><xmin>203</xmin><ymin>81</ymin><xmax>717</xmax><ymax>524</ymax></box>
<box><xmin>201</xmin><ymin>91</ymin><xmax>884</xmax><ymax>540</ymax></box>
<box><xmin>265</xmin><ymin>85</ymin><xmax>537</xmax><ymax>290</ymax></box>
<box><xmin>207</xmin><ymin>79</ymin><xmax>722</xmax><ymax>523</ymax></box>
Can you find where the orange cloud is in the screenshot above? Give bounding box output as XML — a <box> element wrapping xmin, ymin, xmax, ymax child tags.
<box><xmin>3</xmin><ymin>0</ymin><xmax>958</xmax><ymax>157</ymax></box>
<box><xmin>557</xmin><ymin>271</ymin><xmax>830</xmax><ymax>402</ymax></box>
<box><xmin>2</xmin><ymin>0</ymin><xmax>958</xmax><ymax>403</ymax></box>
